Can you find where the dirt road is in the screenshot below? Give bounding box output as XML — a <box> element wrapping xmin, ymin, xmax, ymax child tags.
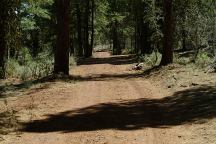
<box><xmin>2</xmin><ymin>52</ymin><xmax>212</xmax><ymax>144</ymax></box>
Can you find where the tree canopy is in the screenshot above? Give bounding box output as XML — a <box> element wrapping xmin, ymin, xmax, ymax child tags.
<box><xmin>0</xmin><ymin>0</ymin><xmax>215</xmax><ymax>78</ymax></box>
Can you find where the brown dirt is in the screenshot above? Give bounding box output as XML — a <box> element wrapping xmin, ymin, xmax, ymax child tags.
<box><xmin>0</xmin><ymin>52</ymin><xmax>216</xmax><ymax>144</ymax></box>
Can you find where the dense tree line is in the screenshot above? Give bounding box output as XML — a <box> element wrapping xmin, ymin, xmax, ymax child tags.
<box><xmin>0</xmin><ymin>0</ymin><xmax>215</xmax><ymax>78</ymax></box>
<box><xmin>0</xmin><ymin>0</ymin><xmax>20</xmax><ymax>78</ymax></box>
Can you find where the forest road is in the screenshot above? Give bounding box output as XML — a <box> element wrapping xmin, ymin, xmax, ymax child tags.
<box><xmin>4</xmin><ymin>52</ymin><xmax>183</xmax><ymax>144</ymax></box>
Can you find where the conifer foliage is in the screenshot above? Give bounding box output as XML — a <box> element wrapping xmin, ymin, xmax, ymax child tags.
<box><xmin>0</xmin><ymin>0</ymin><xmax>215</xmax><ymax>78</ymax></box>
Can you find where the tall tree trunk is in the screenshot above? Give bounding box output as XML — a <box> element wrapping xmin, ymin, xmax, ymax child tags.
<box><xmin>54</xmin><ymin>0</ymin><xmax>70</xmax><ymax>75</ymax></box>
<box><xmin>84</xmin><ymin>0</ymin><xmax>91</xmax><ymax>58</ymax></box>
<box><xmin>112</xmin><ymin>20</ymin><xmax>120</xmax><ymax>55</ymax></box>
<box><xmin>31</xmin><ymin>30</ymin><xmax>40</xmax><ymax>58</ymax></box>
<box><xmin>76</xmin><ymin>4</ymin><xmax>83</xmax><ymax>57</ymax></box>
<box><xmin>135</xmin><ymin>15</ymin><xmax>139</xmax><ymax>53</ymax></box>
<box><xmin>70</xmin><ymin>33</ymin><xmax>74</xmax><ymax>56</ymax></box>
<box><xmin>90</xmin><ymin>0</ymin><xmax>94</xmax><ymax>56</ymax></box>
<box><xmin>0</xmin><ymin>26</ymin><xmax>7</xmax><ymax>79</ymax></box>
<box><xmin>0</xmin><ymin>5</ymin><xmax>7</xmax><ymax>79</ymax></box>
<box><xmin>112</xmin><ymin>0</ymin><xmax>121</xmax><ymax>55</ymax></box>
<box><xmin>181</xmin><ymin>10</ymin><xmax>187</xmax><ymax>51</ymax></box>
<box><xmin>160</xmin><ymin>0</ymin><xmax>174</xmax><ymax>66</ymax></box>
<box><xmin>182</xmin><ymin>29</ymin><xmax>186</xmax><ymax>51</ymax></box>
<box><xmin>134</xmin><ymin>0</ymin><xmax>143</xmax><ymax>54</ymax></box>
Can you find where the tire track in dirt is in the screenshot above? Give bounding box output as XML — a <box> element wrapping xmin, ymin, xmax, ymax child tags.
<box><xmin>2</xmin><ymin>52</ymin><xmax>182</xmax><ymax>144</ymax></box>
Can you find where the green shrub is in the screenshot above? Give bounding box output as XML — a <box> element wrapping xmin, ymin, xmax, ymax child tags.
<box><xmin>6</xmin><ymin>48</ymin><xmax>54</xmax><ymax>80</ymax></box>
<box><xmin>69</xmin><ymin>56</ymin><xmax>77</xmax><ymax>66</ymax></box>
<box><xmin>195</xmin><ymin>52</ymin><xmax>212</xmax><ymax>68</ymax></box>
<box><xmin>5</xmin><ymin>59</ymin><xmax>20</xmax><ymax>78</ymax></box>
<box><xmin>174</xmin><ymin>56</ymin><xmax>191</xmax><ymax>65</ymax></box>
<box><xmin>20</xmin><ymin>66</ymin><xmax>31</xmax><ymax>81</ymax></box>
<box><xmin>18</xmin><ymin>47</ymin><xmax>32</xmax><ymax>65</ymax></box>
<box><xmin>0</xmin><ymin>67</ymin><xmax>4</xmax><ymax>78</ymax></box>
<box><xmin>28</xmin><ymin>53</ymin><xmax>53</xmax><ymax>79</ymax></box>
<box><xmin>139</xmin><ymin>51</ymin><xmax>162</xmax><ymax>67</ymax></box>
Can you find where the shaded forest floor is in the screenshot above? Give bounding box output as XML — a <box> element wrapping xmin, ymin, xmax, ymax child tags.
<box><xmin>0</xmin><ymin>52</ymin><xmax>216</xmax><ymax>144</ymax></box>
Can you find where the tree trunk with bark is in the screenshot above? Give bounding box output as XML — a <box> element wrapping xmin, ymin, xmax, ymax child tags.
<box><xmin>83</xmin><ymin>0</ymin><xmax>91</xmax><ymax>58</ymax></box>
<box><xmin>0</xmin><ymin>4</ymin><xmax>7</xmax><ymax>79</ymax></box>
<box><xmin>76</xmin><ymin>4</ymin><xmax>83</xmax><ymax>57</ymax></box>
<box><xmin>31</xmin><ymin>30</ymin><xmax>40</xmax><ymax>58</ymax></box>
<box><xmin>112</xmin><ymin>20</ymin><xmax>120</xmax><ymax>55</ymax></box>
<box><xmin>54</xmin><ymin>0</ymin><xmax>70</xmax><ymax>75</ymax></box>
<box><xmin>160</xmin><ymin>0</ymin><xmax>174</xmax><ymax>65</ymax></box>
<box><xmin>90</xmin><ymin>0</ymin><xmax>94</xmax><ymax>57</ymax></box>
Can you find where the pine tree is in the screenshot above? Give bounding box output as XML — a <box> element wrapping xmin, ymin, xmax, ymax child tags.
<box><xmin>160</xmin><ymin>0</ymin><xmax>174</xmax><ymax>65</ymax></box>
<box><xmin>54</xmin><ymin>0</ymin><xmax>70</xmax><ymax>75</ymax></box>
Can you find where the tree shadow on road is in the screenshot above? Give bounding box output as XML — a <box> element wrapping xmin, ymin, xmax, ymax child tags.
<box><xmin>0</xmin><ymin>80</ymin><xmax>51</xmax><ymax>99</ymax></box>
<box><xmin>21</xmin><ymin>85</ymin><xmax>216</xmax><ymax>133</ymax></box>
<box><xmin>0</xmin><ymin>72</ymin><xmax>143</xmax><ymax>99</ymax></box>
<box><xmin>0</xmin><ymin>55</ymin><xmax>150</xmax><ymax>98</ymax></box>
<box><xmin>77</xmin><ymin>55</ymin><xmax>137</xmax><ymax>66</ymax></box>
